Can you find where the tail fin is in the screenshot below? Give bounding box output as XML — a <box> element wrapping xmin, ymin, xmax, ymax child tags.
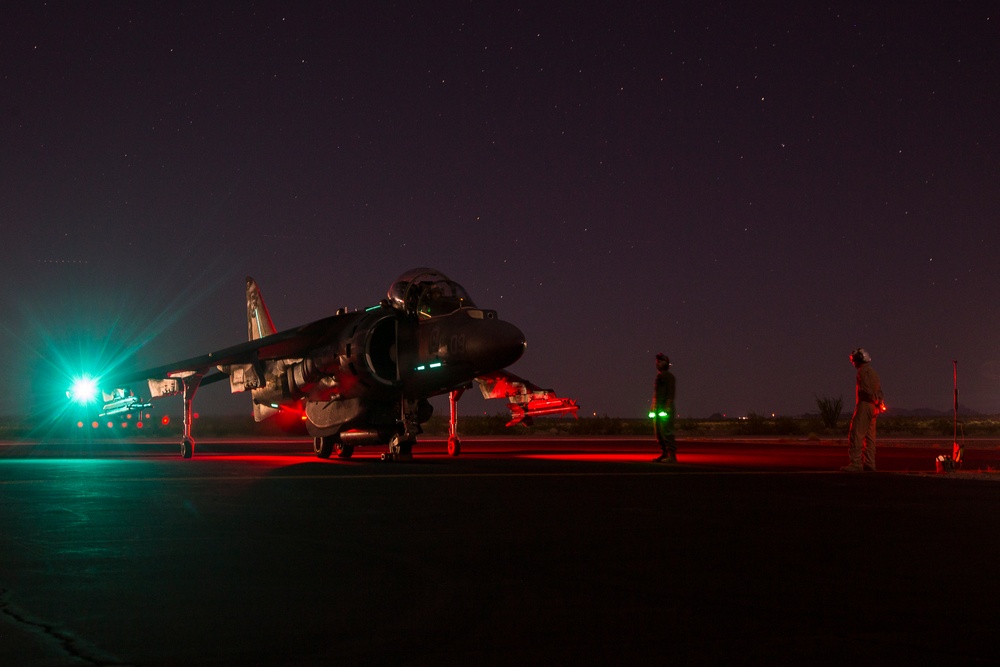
<box><xmin>246</xmin><ymin>277</ymin><xmax>277</xmax><ymax>341</ymax></box>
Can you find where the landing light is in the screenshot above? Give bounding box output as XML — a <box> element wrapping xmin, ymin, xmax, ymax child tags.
<box><xmin>68</xmin><ymin>376</ymin><xmax>99</xmax><ymax>404</ymax></box>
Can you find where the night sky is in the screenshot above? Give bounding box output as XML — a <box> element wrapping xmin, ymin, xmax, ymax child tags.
<box><xmin>3</xmin><ymin>3</ymin><xmax>998</xmax><ymax>420</ymax></box>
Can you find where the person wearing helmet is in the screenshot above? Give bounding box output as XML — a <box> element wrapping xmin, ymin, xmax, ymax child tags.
<box><xmin>650</xmin><ymin>353</ymin><xmax>677</xmax><ymax>463</ymax></box>
<box><xmin>842</xmin><ymin>348</ymin><xmax>884</xmax><ymax>472</ymax></box>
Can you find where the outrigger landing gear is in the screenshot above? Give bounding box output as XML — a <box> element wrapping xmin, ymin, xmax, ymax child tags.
<box><xmin>179</xmin><ymin>374</ymin><xmax>203</xmax><ymax>459</ymax></box>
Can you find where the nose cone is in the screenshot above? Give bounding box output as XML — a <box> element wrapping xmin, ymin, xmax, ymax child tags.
<box><xmin>494</xmin><ymin>319</ymin><xmax>527</xmax><ymax>368</ymax></box>
<box><xmin>467</xmin><ymin>318</ymin><xmax>526</xmax><ymax>373</ymax></box>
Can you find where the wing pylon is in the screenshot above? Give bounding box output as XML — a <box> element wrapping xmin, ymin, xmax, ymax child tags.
<box><xmin>476</xmin><ymin>370</ymin><xmax>579</xmax><ymax>426</ymax></box>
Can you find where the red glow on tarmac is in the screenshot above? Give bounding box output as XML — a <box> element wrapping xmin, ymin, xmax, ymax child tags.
<box><xmin>521</xmin><ymin>453</ymin><xmax>652</xmax><ymax>462</ymax></box>
<box><xmin>194</xmin><ymin>454</ymin><xmax>336</xmax><ymax>467</ymax></box>
<box><xmin>480</xmin><ymin>440</ymin><xmax>845</xmax><ymax>468</ymax></box>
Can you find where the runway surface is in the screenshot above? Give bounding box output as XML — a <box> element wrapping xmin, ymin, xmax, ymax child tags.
<box><xmin>1</xmin><ymin>436</ymin><xmax>999</xmax><ymax>665</ymax></box>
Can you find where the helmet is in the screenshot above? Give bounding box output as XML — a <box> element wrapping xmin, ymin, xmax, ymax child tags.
<box><xmin>850</xmin><ymin>348</ymin><xmax>871</xmax><ymax>365</ymax></box>
<box><xmin>656</xmin><ymin>353</ymin><xmax>670</xmax><ymax>368</ymax></box>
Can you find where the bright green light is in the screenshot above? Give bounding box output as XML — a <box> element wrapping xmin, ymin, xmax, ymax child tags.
<box><xmin>69</xmin><ymin>376</ymin><xmax>99</xmax><ymax>404</ymax></box>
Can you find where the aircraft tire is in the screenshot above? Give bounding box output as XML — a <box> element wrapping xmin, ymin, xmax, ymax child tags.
<box><xmin>181</xmin><ymin>438</ymin><xmax>194</xmax><ymax>459</ymax></box>
<box><xmin>313</xmin><ymin>436</ymin><xmax>333</xmax><ymax>459</ymax></box>
<box><xmin>447</xmin><ymin>436</ymin><xmax>461</xmax><ymax>457</ymax></box>
<box><xmin>334</xmin><ymin>443</ymin><xmax>354</xmax><ymax>459</ymax></box>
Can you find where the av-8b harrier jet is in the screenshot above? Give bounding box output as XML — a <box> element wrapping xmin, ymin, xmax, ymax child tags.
<box><xmin>69</xmin><ymin>268</ymin><xmax>578</xmax><ymax>460</ymax></box>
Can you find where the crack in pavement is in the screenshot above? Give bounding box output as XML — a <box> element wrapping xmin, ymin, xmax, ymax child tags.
<box><xmin>0</xmin><ymin>588</ymin><xmax>130</xmax><ymax>666</ymax></box>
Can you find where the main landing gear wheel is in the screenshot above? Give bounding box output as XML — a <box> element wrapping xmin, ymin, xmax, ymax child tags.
<box><xmin>180</xmin><ymin>438</ymin><xmax>194</xmax><ymax>459</ymax></box>
<box><xmin>334</xmin><ymin>443</ymin><xmax>354</xmax><ymax>459</ymax></box>
<box><xmin>447</xmin><ymin>435</ymin><xmax>461</xmax><ymax>457</ymax></box>
<box><xmin>313</xmin><ymin>436</ymin><xmax>333</xmax><ymax>459</ymax></box>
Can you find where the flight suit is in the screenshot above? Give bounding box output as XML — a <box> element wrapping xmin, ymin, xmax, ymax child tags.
<box><xmin>652</xmin><ymin>368</ymin><xmax>676</xmax><ymax>458</ymax></box>
<box><xmin>847</xmin><ymin>363</ymin><xmax>882</xmax><ymax>471</ymax></box>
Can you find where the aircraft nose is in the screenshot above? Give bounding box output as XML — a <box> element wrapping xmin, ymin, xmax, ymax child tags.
<box><xmin>467</xmin><ymin>318</ymin><xmax>526</xmax><ymax>372</ymax></box>
<box><xmin>493</xmin><ymin>319</ymin><xmax>526</xmax><ymax>367</ymax></box>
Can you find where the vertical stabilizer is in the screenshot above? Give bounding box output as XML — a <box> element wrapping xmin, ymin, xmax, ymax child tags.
<box><xmin>246</xmin><ymin>277</ymin><xmax>277</xmax><ymax>341</ymax></box>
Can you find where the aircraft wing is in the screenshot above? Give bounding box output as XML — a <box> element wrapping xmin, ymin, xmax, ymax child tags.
<box><xmin>96</xmin><ymin>313</ymin><xmax>347</xmax><ymax>394</ymax></box>
<box><xmin>476</xmin><ymin>370</ymin><xmax>579</xmax><ymax>427</ymax></box>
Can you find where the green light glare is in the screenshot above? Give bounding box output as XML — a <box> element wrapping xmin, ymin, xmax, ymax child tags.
<box><xmin>68</xmin><ymin>376</ymin><xmax>99</xmax><ymax>404</ymax></box>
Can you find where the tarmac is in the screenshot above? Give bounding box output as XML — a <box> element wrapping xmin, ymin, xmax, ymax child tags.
<box><xmin>1</xmin><ymin>436</ymin><xmax>999</xmax><ymax>665</ymax></box>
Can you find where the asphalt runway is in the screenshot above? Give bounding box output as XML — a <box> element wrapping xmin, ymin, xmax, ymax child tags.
<box><xmin>1</xmin><ymin>436</ymin><xmax>999</xmax><ymax>665</ymax></box>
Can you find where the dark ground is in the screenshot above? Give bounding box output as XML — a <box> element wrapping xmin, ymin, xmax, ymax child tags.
<box><xmin>1</xmin><ymin>437</ymin><xmax>998</xmax><ymax>665</ymax></box>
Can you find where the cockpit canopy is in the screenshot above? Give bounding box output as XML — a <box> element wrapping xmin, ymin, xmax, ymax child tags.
<box><xmin>387</xmin><ymin>268</ymin><xmax>476</xmax><ymax>318</ymax></box>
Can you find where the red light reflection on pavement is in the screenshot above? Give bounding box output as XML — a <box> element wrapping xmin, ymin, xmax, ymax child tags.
<box><xmin>517</xmin><ymin>452</ymin><xmax>779</xmax><ymax>465</ymax></box>
<box><xmin>193</xmin><ymin>455</ymin><xmax>323</xmax><ymax>466</ymax></box>
<box><xmin>521</xmin><ymin>453</ymin><xmax>653</xmax><ymax>463</ymax></box>
<box><xmin>513</xmin><ymin>442</ymin><xmax>848</xmax><ymax>469</ymax></box>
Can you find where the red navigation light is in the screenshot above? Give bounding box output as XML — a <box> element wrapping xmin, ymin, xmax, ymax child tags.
<box><xmin>136</xmin><ymin>421</ymin><xmax>143</xmax><ymax>429</ymax></box>
<box><xmin>161</xmin><ymin>415</ymin><xmax>170</xmax><ymax>425</ymax></box>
